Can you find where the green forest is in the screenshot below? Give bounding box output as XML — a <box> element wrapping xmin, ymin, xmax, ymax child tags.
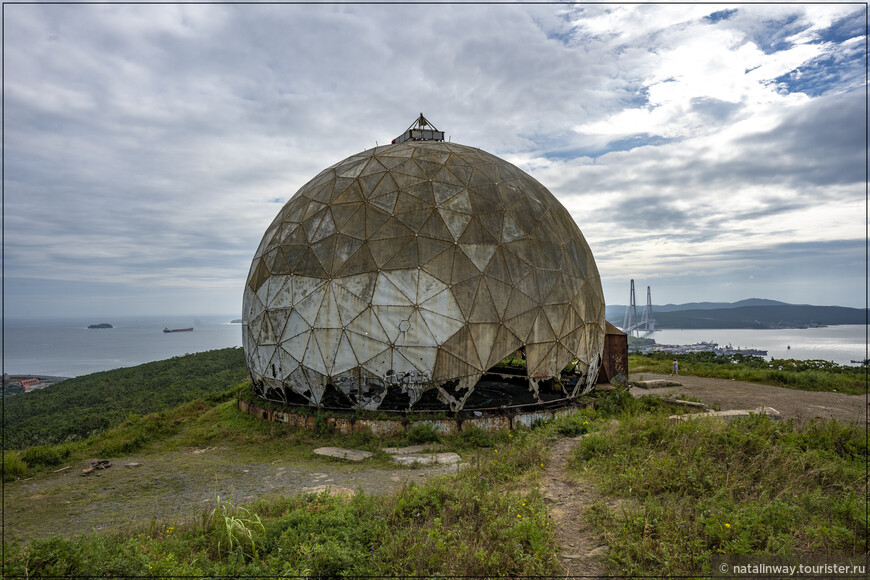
<box><xmin>3</xmin><ymin>348</ymin><xmax>248</xmax><ymax>450</ymax></box>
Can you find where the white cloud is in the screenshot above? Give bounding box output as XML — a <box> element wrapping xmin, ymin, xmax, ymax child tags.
<box><xmin>3</xmin><ymin>3</ymin><xmax>865</xmax><ymax>316</ymax></box>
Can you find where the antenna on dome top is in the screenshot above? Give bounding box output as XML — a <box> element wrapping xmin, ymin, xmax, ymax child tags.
<box><xmin>392</xmin><ymin>113</ymin><xmax>445</xmax><ymax>143</ymax></box>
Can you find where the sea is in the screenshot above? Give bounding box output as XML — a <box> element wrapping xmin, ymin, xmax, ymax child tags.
<box><xmin>646</xmin><ymin>325</ymin><xmax>867</xmax><ymax>366</ymax></box>
<box><xmin>3</xmin><ymin>315</ymin><xmax>243</xmax><ymax>378</ymax></box>
<box><xmin>1</xmin><ymin>316</ymin><xmax>866</xmax><ymax>379</ymax></box>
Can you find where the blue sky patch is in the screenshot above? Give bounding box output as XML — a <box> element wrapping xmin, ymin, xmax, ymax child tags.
<box><xmin>704</xmin><ymin>8</ymin><xmax>738</xmax><ymax>24</ymax></box>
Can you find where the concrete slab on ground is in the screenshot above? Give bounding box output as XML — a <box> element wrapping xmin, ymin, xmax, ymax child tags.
<box><xmin>300</xmin><ymin>485</ymin><xmax>356</xmax><ymax>497</ymax></box>
<box><xmin>390</xmin><ymin>452</ymin><xmax>461</xmax><ymax>466</ymax></box>
<box><xmin>383</xmin><ymin>444</ymin><xmax>443</xmax><ymax>455</ymax></box>
<box><xmin>632</xmin><ymin>379</ymin><xmax>682</xmax><ymax>389</ymax></box>
<box><xmin>313</xmin><ymin>447</ymin><xmax>373</xmax><ymax>462</ymax></box>
<box><xmin>670</xmin><ymin>406</ymin><xmax>780</xmax><ymax>422</ymax></box>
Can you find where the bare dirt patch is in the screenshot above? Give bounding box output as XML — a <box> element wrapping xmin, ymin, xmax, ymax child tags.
<box><xmin>3</xmin><ymin>444</ymin><xmax>461</xmax><ymax>544</ymax></box>
<box><xmin>630</xmin><ymin>373</ymin><xmax>867</xmax><ymax>424</ymax></box>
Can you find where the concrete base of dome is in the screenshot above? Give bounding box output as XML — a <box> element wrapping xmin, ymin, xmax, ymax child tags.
<box><xmin>237</xmin><ymin>392</ymin><xmax>595</xmax><ymax>434</ymax></box>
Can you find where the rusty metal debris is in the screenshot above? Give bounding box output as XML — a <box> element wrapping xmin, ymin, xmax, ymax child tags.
<box><xmin>81</xmin><ymin>459</ymin><xmax>111</xmax><ymax>475</ymax></box>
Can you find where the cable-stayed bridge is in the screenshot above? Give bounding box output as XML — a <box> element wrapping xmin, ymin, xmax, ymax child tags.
<box><xmin>621</xmin><ymin>280</ymin><xmax>656</xmax><ymax>336</ymax></box>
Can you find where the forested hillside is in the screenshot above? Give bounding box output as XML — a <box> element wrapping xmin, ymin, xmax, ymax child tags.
<box><xmin>652</xmin><ymin>304</ymin><xmax>865</xmax><ymax>329</ymax></box>
<box><xmin>4</xmin><ymin>348</ymin><xmax>248</xmax><ymax>449</ymax></box>
<box><xmin>606</xmin><ymin>302</ymin><xmax>865</xmax><ymax>329</ymax></box>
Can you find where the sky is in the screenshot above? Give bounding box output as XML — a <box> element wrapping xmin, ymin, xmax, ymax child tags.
<box><xmin>3</xmin><ymin>2</ymin><xmax>867</xmax><ymax>319</ymax></box>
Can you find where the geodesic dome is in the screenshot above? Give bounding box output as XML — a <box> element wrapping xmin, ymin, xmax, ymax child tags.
<box><xmin>243</xmin><ymin>124</ymin><xmax>605</xmax><ymax>412</ymax></box>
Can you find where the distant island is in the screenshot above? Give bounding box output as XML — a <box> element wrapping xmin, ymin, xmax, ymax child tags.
<box><xmin>606</xmin><ymin>299</ymin><xmax>867</xmax><ymax>330</ymax></box>
<box><xmin>87</xmin><ymin>323</ymin><xmax>113</xmax><ymax>329</ymax></box>
<box><xmin>230</xmin><ymin>319</ymin><xmax>243</xmax><ymax>324</ymax></box>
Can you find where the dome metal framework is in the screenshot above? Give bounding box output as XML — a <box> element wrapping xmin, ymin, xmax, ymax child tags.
<box><xmin>243</xmin><ymin>120</ymin><xmax>605</xmax><ymax>412</ymax></box>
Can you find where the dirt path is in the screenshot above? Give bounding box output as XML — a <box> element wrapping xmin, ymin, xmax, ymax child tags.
<box><xmin>541</xmin><ymin>435</ymin><xmax>609</xmax><ymax>578</ymax></box>
<box><xmin>630</xmin><ymin>373</ymin><xmax>867</xmax><ymax>424</ymax></box>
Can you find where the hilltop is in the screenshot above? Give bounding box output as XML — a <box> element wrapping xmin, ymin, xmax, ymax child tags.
<box><xmin>2</xmin><ymin>350</ymin><xmax>865</xmax><ymax>577</ymax></box>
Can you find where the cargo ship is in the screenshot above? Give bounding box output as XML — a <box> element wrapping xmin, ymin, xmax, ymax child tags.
<box><xmin>163</xmin><ymin>327</ymin><xmax>193</xmax><ymax>333</ymax></box>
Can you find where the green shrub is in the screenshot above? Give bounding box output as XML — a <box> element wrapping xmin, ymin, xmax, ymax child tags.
<box><xmin>3</xmin><ymin>451</ymin><xmax>28</xmax><ymax>481</ymax></box>
<box><xmin>594</xmin><ymin>389</ymin><xmax>639</xmax><ymax>416</ymax></box>
<box><xmin>454</xmin><ymin>426</ymin><xmax>494</xmax><ymax>449</ymax></box>
<box><xmin>552</xmin><ymin>413</ymin><xmax>594</xmax><ymax>437</ymax></box>
<box><xmin>21</xmin><ymin>445</ymin><xmax>69</xmax><ymax>467</ymax></box>
<box><xmin>313</xmin><ymin>411</ymin><xmax>331</xmax><ymax>436</ymax></box>
<box><xmin>406</xmin><ymin>422</ymin><xmax>440</xmax><ymax>444</ymax></box>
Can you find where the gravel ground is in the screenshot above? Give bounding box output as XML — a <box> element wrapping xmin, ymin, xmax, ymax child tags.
<box><xmin>630</xmin><ymin>373</ymin><xmax>867</xmax><ymax>424</ymax></box>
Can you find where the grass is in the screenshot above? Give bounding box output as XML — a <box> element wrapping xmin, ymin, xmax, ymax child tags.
<box><xmin>4</xmin><ymin>352</ymin><xmax>866</xmax><ymax>576</ymax></box>
<box><xmin>4</xmin><ymin>382</ymin><xmax>362</xmax><ymax>483</ymax></box>
<box><xmin>630</xmin><ymin>352</ymin><xmax>868</xmax><ymax>395</ymax></box>
<box><xmin>3</xmin><ymin>410</ymin><xmax>561</xmax><ymax>577</ymax></box>
<box><xmin>565</xmin><ymin>394</ymin><xmax>868</xmax><ymax>576</ymax></box>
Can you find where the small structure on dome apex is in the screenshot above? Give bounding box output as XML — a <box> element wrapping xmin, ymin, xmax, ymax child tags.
<box><xmin>392</xmin><ymin>113</ymin><xmax>445</xmax><ymax>143</ymax></box>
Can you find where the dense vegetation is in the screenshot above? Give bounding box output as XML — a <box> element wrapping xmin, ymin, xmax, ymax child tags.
<box><xmin>630</xmin><ymin>351</ymin><xmax>867</xmax><ymax>395</ymax></box>
<box><xmin>568</xmin><ymin>391</ymin><xmax>868</xmax><ymax>575</ymax></box>
<box><xmin>3</xmin><ymin>348</ymin><xmax>248</xmax><ymax>450</ymax></box>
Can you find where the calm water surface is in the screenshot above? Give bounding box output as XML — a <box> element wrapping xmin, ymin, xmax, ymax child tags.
<box><xmin>647</xmin><ymin>325</ymin><xmax>867</xmax><ymax>366</ymax></box>
<box><xmin>3</xmin><ymin>315</ymin><xmax>242</xmax><ymax>378</ymax></box>
<box><xmin>3</xmin><ymin>317</ymin><xmax>866</xmax><ymax>378</ymax></box>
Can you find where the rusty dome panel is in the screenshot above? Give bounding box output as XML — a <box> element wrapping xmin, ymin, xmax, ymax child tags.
<box><xmin>243</xmin><ymin>137</ymin><xmax>605</xmax><ymax>411</ymax></box>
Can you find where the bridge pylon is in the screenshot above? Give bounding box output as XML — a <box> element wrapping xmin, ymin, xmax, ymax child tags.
<box><xmin>622</xmin><ymin>280</ymin><xmax>656</xmax><ymax>336</ymax></box>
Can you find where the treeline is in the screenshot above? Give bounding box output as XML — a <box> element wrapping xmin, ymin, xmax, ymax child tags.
<box><xmin>4</xmin><ymin>348</ymin><xmax>249</xmax><ymax>450</ymax></box>
<box><xmin>651</xmin><ymin>304</ymin><xmax>865</xmax><ymax>329</ymax></box>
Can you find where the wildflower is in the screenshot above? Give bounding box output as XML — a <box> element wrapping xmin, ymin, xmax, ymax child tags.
<box><xmin>494</xmin><ymin>449</ymin><xmax>498</xmax><ymax>453</ymax></box>
<box><xmin>725</xmin><ymin>523</ymin><xmax>731</xmax><ymax>528</ymax></box>
<box><xmin>517</xmin><ymin>514</ymin><xmax>522</xmax><ymax>518</ymax></box>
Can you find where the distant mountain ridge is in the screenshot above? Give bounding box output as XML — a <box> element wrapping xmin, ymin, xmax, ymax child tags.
<box><xmin>606</xmin><ymin>300</ymin><xmax>866</xmax><ymax>330</ymax></box>
<box><xmin>653</xmin><ymin>298</ymin><xmax>790</xmax><ymax>312</ymax></box>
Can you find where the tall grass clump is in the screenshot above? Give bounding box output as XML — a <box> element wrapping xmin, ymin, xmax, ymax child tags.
<box><xmin>2</xmin><ymin>451</ymin><xmax>28</xmax><ymax>482</ymax></box>
<box><xmin>569</xmin><ymin>408</ymin><xmax>868</xmax><ymax>576</ymax></box>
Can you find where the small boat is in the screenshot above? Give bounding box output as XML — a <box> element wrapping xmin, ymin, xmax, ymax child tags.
<box><xmin>163</xmin><ymin>327</ymin><xmax>193</xmax><ymax>333</ymax></box>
